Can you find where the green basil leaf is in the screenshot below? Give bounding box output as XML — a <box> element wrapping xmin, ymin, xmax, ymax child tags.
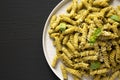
<box><xmin>110</xmin><ymin>15</ymin><xmax>120</xmax><ymax>22</ymax></box>
<box><xmin>90</xmin><ymin>61</ymin><xmax>101</xmax><ymax>70</ymax></box>
<box><xmin>59</xmin><ymin>23</ymin><xmax>66</xmax><ymax>32</ymax></box>
<box><xmin>89</xmin><ymin>28</ymin><xmax>102</xmax><ymax>43</ymax></box>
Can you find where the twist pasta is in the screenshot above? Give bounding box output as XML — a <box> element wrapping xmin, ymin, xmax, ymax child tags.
<box><xmin>55</xmin><ymin>37</ymin><xmax>62</xmax><ymax>51</ymax></box>
<box><xmin>62</xmin><ymin>47</ymin><xmax>73</xmax><ymax>59</ymax></box>
<box><xmin>73</xmin><ymin>62</ymin><xmax>89</xmax><ymax>69</ymax></box>
<box><xmin>60</xmin><ymin>64</ymin><xmax>68</xmax><ymax>80</ymax></box>
<box><xmin>82</xmin><ymin>56</ymin><xmax>98</xmax><ymax>61</ymax></box>
<box><xmin>102</xmin><ymin>52</ymin><xmax>110</xmax><ymax>68</ymax></box>
<box><xmin>62</xmin><ymin>35</ymin><xmax>69</xmax><ymax>45</ymax></box>
<box><xmin>93</xmin><ymin>0</ymin><xmax>109</xmax><ymax>7</ymax></box>
<box><xmin>66</xmin><ymin>67</ymin><xmax>82</xmax><ymax>78</ymax></box>
<box><xmin>51</xmin><ymin>55</ymin><xmax>59</xmax><ymax>68</ymax></box>
<box><xmin>60</xmin><ymin>53</ymin><xmax>73</xmax><ymax>68</ymax></box>
<box><xmin>110</xmin><ymin>50</ymin><xmax>116</xmax><ymax>67</ymax></box>
<box><xmin>80</xmin><ymin>50</ymin><xmax>97</xmax><ymax>57</ymax></box>
<box><xmin>90</xmin><ymin>68</ymin><xmax>108</xmax><ymax>75</ymax></box>
<box><xmin>73</xmin><ymin>33</ymin><xmax>79</xmax><ymax>49</ymax></box>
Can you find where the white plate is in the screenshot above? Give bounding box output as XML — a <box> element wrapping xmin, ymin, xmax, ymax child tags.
<box><xmin>42</xmin><ymin>0</ymin><xmax>120</xmax><ymax>80</ymax></box>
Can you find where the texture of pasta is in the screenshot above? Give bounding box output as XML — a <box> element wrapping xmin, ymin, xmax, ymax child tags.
<box><xmin>48</xmin><ymin>0</ymin><xmax>120</xmax><ymax>79</ymax></box>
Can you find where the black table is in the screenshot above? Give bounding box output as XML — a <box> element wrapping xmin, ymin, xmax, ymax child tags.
<box><xmin>0</xmin><ymin>0</ymin><xmax>61</xmax><ymax>80</ymax></box>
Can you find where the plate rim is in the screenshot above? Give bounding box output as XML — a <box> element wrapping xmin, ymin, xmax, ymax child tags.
<box><xmin>42</xmin><ymin>0</ymin><xmax>69</xmax><ymax>80</ymax></box>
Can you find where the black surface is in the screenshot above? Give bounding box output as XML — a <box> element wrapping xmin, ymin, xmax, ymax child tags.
<box><xmin>0</xmin><ymin>0</ymin><xmax>61</xmax><ymax>80</ymax></box>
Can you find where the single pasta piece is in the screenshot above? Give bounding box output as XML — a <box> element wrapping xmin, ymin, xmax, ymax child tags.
<box><xmin>69</xmin><ymin>34</ymin><xmax>74</xmax><ymax>45</ymax></box>
<box><xmin>77</xmin><ymin>1</ymin><xmax>83</xmax><ymax>11</ymax></box>
<box><xmin>74</xmin><ymin>51</ymin><xmax>80</xmax><ymax>57</ymax></box>
<box><xmin>66</xmin><ymin>41</ymin><xmax>75</xmax><ymax>53</ymax></box>
<box><xmin>50</xmin><ymin>15</ymin><xmax>57</xmax><ymax>28</ymax></box>
<box><xmin>60</xmin><ymin>53</ymin><xmax>73</xmax><ymax>68</ymax></box>
<box><xmin>85</xmin><ymin>17</ymin><xmax>94</xmax><ymax>24</ymax></box>
<box><xmin>66</xmin><ymin>67</ymin><xmax>82</xmax><ymax>78</ymax></box>
<box><xmin>75</xmin><ymin>10</ymin><xmax>87</xmax><ymax>19</ymax></box>
<box><xmin>62</xmin><ymin>35</ymin><xmax>69</xmax><ymax>45</ymax></box>
<box><xmin>89</xmin><ymin>7</ymin><xmax>100</xmax><ymax>12</ymax></box>
<box><xmin>90</xmin><ymin>68</ymin><xmax>108</xmax><ymax>75</ymax></box>
<box><xmin>60</xmin><ymin>64</ymin><xmax>68</xmax><ymax>80</ymax></box>
<box><xmin>94</xmin><ymin>17</ymin><xmax>103</xmax><ymax>27</ymax></box>
<box><xmin>101</xmin><ymin>31</ymin><xmax>118</xmax><ymax>39</ymax></box>
<box><xmin>69</xmin><ymin>0</ymin><xmax>78</xmax><ymax>17</ymax></box>
<box><xmin>103</xmin><ymin>52</ymin><xmax>110</xmax><ymax>68</ymax></box>
<box><xmin>80</xmin><ymin>23</ymin><xmax>88</xmax><ymax>45</ymax></box>
<box><xmin>76</xmin><ymin>10</ymin><xmax>89</xmax><ymax>25</ymax></box>
<box><xmin>73</xmin><ymin>58</ymin><xmax>82</xmax><ymax>63</ymax></box>
<box><xmin>55</xmin><ymin>37</ymin><xmax>62</xmax><ymax>51</ymax></box>
<box><xmin>62</xmin><ymin>27</ymin><xmax>76</xmax><ymax>35</ymax></box>
<box><xmin>93</xmin><ymin>0</ymin><xmax>109</xmax><ymax>7</ymax></box>
<box><xmin>81</xmin><ymin>0</ymin><xmax>91</xmax><ymax>9</ymax></box>
<box><xmin>73</xmin><ymin>33</ymin><xmax>79</xmax><ymax>49</ymax></box>
<box><xmin>110</xmin><ymin>50</ymin><xmax>116</xmax><ymax>67</ymax></box>
<box><xmin>115</xmin><ymin>44</ymin><xmax>120</xmax><ymax>63</ymax></box>
<box><xmin>51</xmin><ymin>17</ymin><xmax>60</xmax><ymax>29</ymax></box>
<box><xmin>60</xmin><ymin>34</ymin><xmax>64</xmax><ymax>41</ymax></box>
<box><xmin>79</xmin><ymin>43</ymin><xmax>93</xmax><ymax>50</ymax></box>
<box><xmin>74</xmin><ymin>62</ymin><xmax>89</xmax><ymax>69</ymax></box>
<box><xmin>112</xmin><ymin>41</ymin><xmax>120</xmax><ymax>63</ymax></box>
<box><xmin>80</xmin><ymin>50</ymin><xmax>97</xmax><ymax>57</ymax></box>
<box><xmin>67</xmin><ymin>3</ymin><xmax>73</xmax><ymax>13</ymax></box>
<box><xmin>49</xmin><ymin>33</ymin><xmax>59</xmax><ymax>39</ymax></box>
<box><xmin>62</xmin><ymin>47</ymin><xmax>73</xmax><ymax>59</ymax></box>
<box><xmin>60</xmin><ymin>15</ymin><xmax>77</xmax><ymax>25</ymax></box>
<box><xmin>48</xmin><ymin>29</ymin><xmax>54</xmax><ymax>34</ymax></box>
<box><xmin>54</xmin><ymin>25</ymin><xmax>60</xmax><ymax>32</ymax></box>
<box><xmin>51</xmin><ymin>55</ymin><xmax>59</xmax><ymax>68</ymax></box>
<box><xmin>109</xmin><ymin>71</ymin><xmax>119</xmax><ymax>80</ymax></box>
<box><xmin>103</xmin><ymin>23</ymin><xmax>111</xmax><ymax>30</ymax></box>
<box><xmin>82</xmin><ymin>56</ymin><xmax>98</xmax><ymax>61</ymax></box>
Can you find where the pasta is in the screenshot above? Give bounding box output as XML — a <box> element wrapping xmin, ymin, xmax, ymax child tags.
<box><xmin>73</xmin><ymin>62</ymin><xmax>89</xmax><ymax>69</ymax></box>
<box><xmin>51</xmin><ymin>55</ymin><xmax>59</xmax><ymax>68</ymax></box>
<box><xmin>73</xmin><ymin>33</ymin><xmax>79</xmax><ymax>49</ymax></box>
<box><xmin>48</xmin><ymin>0</ymin><xmax>120</xmax><ymax>79</ymax></box>
<box><xmin>60</xmin><ymin>53</ymin><xmax>73</xmax><ymax>68</ymax></box>
<box><xmin>90</xmin><ymin>68</ymin><xmax>108</xmax><ymax>75</ymax></box>
<box><xmin>62</xmin><ymin>47</ymin><xmax>73</xmax><ymax>59</ymax></box>
<box><xmin>65</xmin><ymin>67</ymin><xmax>82</xmax><ymax>78</ymax></box>
<box><xmin>110</xmin><ymin>50</ymin><xmax>116</xmax><ymax>67</ymax></box>
<box><xmin>60</xmin><ymin>64</ymin><xmax>68</xmax><ymax>80</ymax></box>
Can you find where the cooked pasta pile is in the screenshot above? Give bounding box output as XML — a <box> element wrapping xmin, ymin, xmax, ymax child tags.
<box><xmin>48</xmin><ymin>0</ymin><xmax>120</xmax><ymax>80</ymax></box>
